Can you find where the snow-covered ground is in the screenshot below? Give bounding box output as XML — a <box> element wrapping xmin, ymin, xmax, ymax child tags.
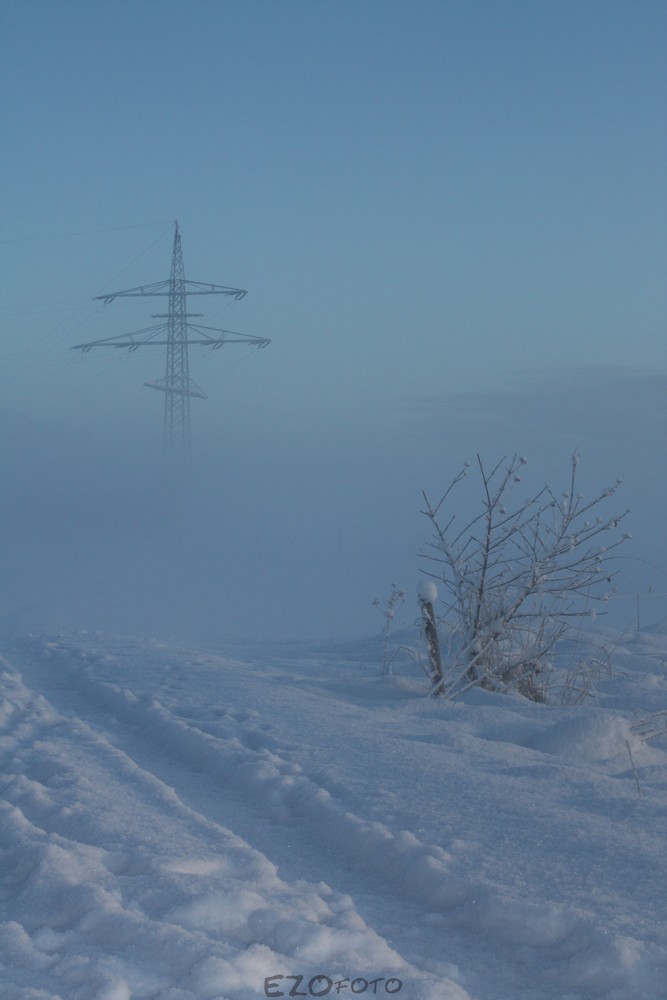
<box><xmin>1</xmin><ymin>622</ymin><xmax>666</xmax><ymax>1000</ymax></box>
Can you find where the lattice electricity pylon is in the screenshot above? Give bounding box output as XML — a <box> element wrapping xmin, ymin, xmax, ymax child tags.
<box><xmin>72</xmin><ymin>221</ymin><xmax>270</xmax><ymax>474</ymax></box>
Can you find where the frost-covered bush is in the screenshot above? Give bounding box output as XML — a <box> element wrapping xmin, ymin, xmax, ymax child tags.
<box><xmin>372</xmin><ymin>583</ymin><xmax>406</xmax><ymax>676</ymax></box>
<box><xmin>420</xmin><ymin>453</ymin><xmax>631</xmax><ymax>701</ymax></box>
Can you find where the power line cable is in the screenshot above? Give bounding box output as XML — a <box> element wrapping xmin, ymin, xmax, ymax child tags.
<box><xmin>0</xmin><ymin>225</ymin><xmax>174</xmax><ymax>394</ymax></box>
<box><xmin>0</xmin><ymin>221</ymin><xmax>174</xmax><ymax>244</ymax></box>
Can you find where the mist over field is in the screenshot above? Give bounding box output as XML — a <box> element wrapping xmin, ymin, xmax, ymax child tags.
<box><xmin>1</xmin><ymin>6</ymin><xmax>666</xmax><ymax>996</ymax></box>
<box><xmin>2</xmin><ymin>366</ymin><xmax>664</xmax><ymax>643</ymax></box>
<box><xmin>1</xmin><ymin>0</ymin><xmax>664</xmax><ymax>646</ymax></box>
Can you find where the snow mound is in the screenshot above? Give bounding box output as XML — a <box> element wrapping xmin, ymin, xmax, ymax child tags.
<box><xmin>525</xmin><ymin>712</ymin><xmax>637</xmax><ymax>762</ymax></box>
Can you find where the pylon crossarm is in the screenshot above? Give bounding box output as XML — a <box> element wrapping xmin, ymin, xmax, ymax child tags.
<box><xmin>144</xmin><ymin>378</ymin><xmax>207</xmax><ymax>399</ymax></box>
<box><xmin>72</xmin><ymin>331</ymin><xmax>270</xmax><ymax>352</ymax></box>
<box><xmin>95</xmin><ymin>279</ymin><xmax>247</xmax><ymax>303</ymax></box>
<box><xmin>182</xmin><ymin>280</ymin><xmax>247</xmax><ymax>298</ymax></box>
<box><xmin>187</xmin><ymin>323</ymin><xmax>271</xmax><ymax>348</ymax></box>
<box><xmin>95</xmin><ymin>281</ymin><xmax>172</xmax><ymax>302</ymax></box>
<box><xmin>71</xmin><ymin>323</ymin><xmax>169</xmax><ymax>351</ymax></box>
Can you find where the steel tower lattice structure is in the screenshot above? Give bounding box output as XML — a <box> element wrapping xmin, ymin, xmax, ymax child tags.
<box><xmin>72</xmin><ymin>222</ymin><xmax>270</xmax><ymax>475</ymax></box>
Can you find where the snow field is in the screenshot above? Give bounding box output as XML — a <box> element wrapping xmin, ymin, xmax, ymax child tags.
<box><xmin>0</xmin><ymin>651</ymin><xmax>457</xmax><ymax>999</ymax></box>
<box><xmin>1</xmin><ymin>625</ymin><xmax>666</xmax><ymax>999</ymax></box>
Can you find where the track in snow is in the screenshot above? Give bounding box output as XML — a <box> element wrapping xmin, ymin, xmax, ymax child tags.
<box><xmin>2</xmin><ymin>631</ymin><xmax>665</xmax><ymax>1000</ymax></box>
<box><xmin>1</xmin><ymin>645</ymin><xmax>458</xmax><ymax>1000</ymax></box>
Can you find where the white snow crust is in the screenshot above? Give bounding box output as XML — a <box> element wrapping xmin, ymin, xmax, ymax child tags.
<box><xmin>417</xmin><ymin>581</ymin><xmax>438</xmax><ymax>605</ymax></box>
<box><xmin>1</xmin><ymin>623</ymin><xmax>666</xmax><ymax>999</ymax></box>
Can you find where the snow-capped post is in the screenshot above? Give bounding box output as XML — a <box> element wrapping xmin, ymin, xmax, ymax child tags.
<box><xmin>418</xmin><ymin>580</ymin><xmax>444</xmax><ymax>696</ymax></box>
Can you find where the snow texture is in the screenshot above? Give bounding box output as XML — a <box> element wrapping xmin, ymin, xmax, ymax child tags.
<box><xmin>1</xmin><ymin>622</ymin><xmax>666</xmax><ymax>1000</ymax></box>
<box><xmin>417</xmin><ymin>581</ymin><xmax>438</xmax><ymax>605</ymax></box>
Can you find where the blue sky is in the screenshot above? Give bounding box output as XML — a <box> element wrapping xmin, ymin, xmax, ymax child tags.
<box><xmin>1</xmin><ymin>0</ymin><xmax>665</xmax><ymax>638</ymax></box>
